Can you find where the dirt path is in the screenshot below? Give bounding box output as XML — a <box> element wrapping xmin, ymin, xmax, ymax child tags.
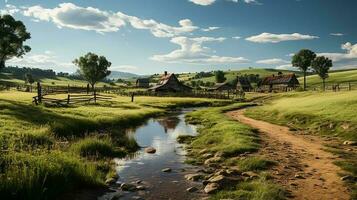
<box><xmin>227</xmin><ymin>109</ymin><xmax>350</xmax><ymax>200</ymax></box>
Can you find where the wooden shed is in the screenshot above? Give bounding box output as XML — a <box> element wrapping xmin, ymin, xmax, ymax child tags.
<box><xmin>136</xmin><ymin>78</ymin><xmax>150</xmax><ymax>88</ymax></box>
<box><xmin>149</xmin><ymin>71</ymin><xmax>192</xmax><ymax>92</ymax></box>
<box><xmin>259</xmin><ymin>73</ymin><xmax>300</xmax><ymax>92</ymax></box>
<box><xmin>236</xmin><ymin>76</ymin><xmax>253</xmax><ymax>92</ymax></box>
<box><xmin>209</xmin><ymin>82</ymin><xmax>235</xmax><ymax>91</ymax></box>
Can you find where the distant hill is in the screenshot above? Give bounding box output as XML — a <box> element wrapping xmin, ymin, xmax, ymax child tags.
<box><xmin>177</xmin><ymin>68</ymin><xmax>304</xmax><ymax>84</ymax></box>
<box><xmin>107</xmin><ymin>71</ymin><xmax>140</xmax><ymax>80</ymax></box>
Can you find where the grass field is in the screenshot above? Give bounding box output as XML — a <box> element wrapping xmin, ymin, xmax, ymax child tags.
<box><xmin>0</xmin><ymin>73</ymin><xmax>112</xmax><ymax>87</ymax></box>
<box><xmin>300</xmin><ymin>69</ymin><xmax>357</xmax><ymax>89</ymax></box>
<box><xmin>184</xmin><ymin>104</ymin><xmax>285</xmax><ymax>200</ymax></box>
<box><xmin>0</xmin><ymin>90</ymin><xmax>229</xmax><ymax>199</ymax></box>
<box><xmin>245</xmin><ymin>91</ymin><xmax>357</xmax><ymax>140</ymax></box>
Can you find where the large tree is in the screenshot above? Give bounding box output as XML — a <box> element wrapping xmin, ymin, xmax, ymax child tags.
<box><xmin>73</xmin><ymin>52</ymin><xmax>111</xmax><ymax>90</ymax></box>
<box><xmin>215</xmin><ymin>70</ymin><xmax>226</xmax><ymax>83</ymax></box>
<box><xmin>311</xmin><ymin>56</ymin><xmax>332</xmax><ymax>91</ymax></box>
<box><xmin>0</xmin><ymin>15</ymin><xmax>31</xmax><ymax>69</ymax></box>
<box><xmin>292</xmin><ymin>49</ymin><xmax>316</xmax><ymax>90</ymax></box>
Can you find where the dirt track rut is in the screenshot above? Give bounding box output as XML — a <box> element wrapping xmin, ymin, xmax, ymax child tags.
<box><xmin>227</xmin><ymin>109</ymin><xmax>350</xmax><ymax>200</ymax></box>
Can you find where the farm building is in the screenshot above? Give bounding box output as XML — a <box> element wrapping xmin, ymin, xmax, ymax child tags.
<box><xmin>236</xmin><ymin>76</ymin><xmax>253</xmax><ymax>92</ymax></box>
<box><xmin>259</xmin><ymin>73</ymin><xmax>300</xmax><ymax>92</ymax></box>
<box><xmin>149</xmin><ymin>71</ymin><xmax>192</xmax><ymax>92</ymax></box>
<box><xmin>136</xmin><ymin>78</ymin><xmax>150</xmax><ymax>88</ymax></box>
<box><xmin>208</xmin><ymin>82</ymin><xmax>235</xmax><ymax>91</ymax></box>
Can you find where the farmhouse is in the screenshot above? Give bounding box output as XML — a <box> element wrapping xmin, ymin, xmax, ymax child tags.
<box><xmin>136</xmin><ymin>78</ymin><xmax>150</xmax><ymax>88</ymax></box>
<box><xmin>209</xmin><ymin>82</ymin><xmax>235</xmax><ymax>91</ymax></box>
<box><xmin>259</xmin><ymin>73</ymin><xmax>299</xmax><ymax>92</ymax></box>
<box><xmin>149</xmin><ymin>71</ymin><xmax>192</xmax><ymax>92</ymax></box>
<box><xmin>236</xmin><ymin>76</ymin><xmax>253</xmax><ymax>92</ymax></box>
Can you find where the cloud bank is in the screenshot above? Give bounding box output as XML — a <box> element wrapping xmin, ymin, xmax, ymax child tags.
<box><xmin>246</xmin><ymin>33</ymin><xmax>319</xmax><ymax>43</ymax></box>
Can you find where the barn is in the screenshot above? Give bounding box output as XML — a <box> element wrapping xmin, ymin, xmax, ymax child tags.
<box><xmin>209</xmin><ymin>82</ymin><xmax>235</xmax><ymax>91</ymax></box>
<box><xmin>236</xmin><ymin>76</ymin><xmax>253</xmax><ymax>92</ymax></box>
<box><xmin>149</xmin><ymin>71</ymin><xmax>192</xmax><ymax>92</ymax></box>
<box><xmin>259</xmin><ymin>73</ymin><xmax>300</xmax><ymax>92</ymax></box>
<box><xmin>136</xmin><ymin>78</ymin><xmax>150</xmax><ymax>88</ymax></box>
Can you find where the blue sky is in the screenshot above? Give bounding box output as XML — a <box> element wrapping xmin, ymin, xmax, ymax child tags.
<box><xmin>1</xmin><ymin>0</ymin><xmax>357</xmax><ymax>75</ymax></box>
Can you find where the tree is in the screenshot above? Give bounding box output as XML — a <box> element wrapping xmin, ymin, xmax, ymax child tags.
<box><xmin>311</xmin><ymin>56</ymin><xmax>332</xmax><ymax>91</ymax></box>
<box><xmin>73</xmin><ymin>52</ymin><xmax>111</xmax><ymax>90</ymax></box>
<box><xmin>292</xmin><ymin>49</ymin><xmax>316</xmax><ymax>90</ymax></box>
<box><xmin>0</xmin><ymin>15</ymin><xmax>31</xmax><ymax>69</ymax></box>
<box><xmin>24</xmin><ymin>73</ymin><xmax>34</xmax><ymax>92</ymax></box>
<box><xmin>215</xmin><ymin>70</ymin><xmax>226</xmax><ymax>83</ymax></box>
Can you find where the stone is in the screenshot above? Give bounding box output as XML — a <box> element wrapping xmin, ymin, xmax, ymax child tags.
<box><xmin>204</xmin><ymin>183</ymin><xmax>220</xmax><ymax>194</ymax></box>
<box><xmin>294</xmin><ymin>174</ymin><xmax>305</xmax><ymax>179</ymax></box>
<box><xmin>201</xmin><ymin>153</ymin><xmax>214</xmax><ymax>159</ymax></box>
<box><xmin>162</xmin><ymin>168</ymin><xmax>172</xmax><ymax>172</ymax></box>
<box><xmin>145</xmin><ymin>147</ymin><xmax>156</xmax><ymax>154</ymax></box>
<box><xmin>208</xmin><ymin>175</ymin><xmax>241</xmax><ymax>186</ymax></box>
<box><xmin>120</xmin><ymin>183</ymin><xmax>137</xmax><ymax>191</ymax></box>
<box><xmin>185</xmin><ymin>173</ymin><xmax>202</xmax><ymax>181</ymax></box>
<box><xmin>135</xmin><ymin>180</ymin><xmax>142</xmax><ymax>184</ymax></box>
<box><xmin>186</xmin><ymin>187</ymin><xmax>198</xmax><ymax>192</ymax></box>
<box><xmin>105</xmin><ymin>178</ymin><xmax>117</xmax><ymax>185</ymax></box>
<box><xmin>340</xmin><ymin>175</ymin><xmax>355</xmax><ymax>182</ymax></box>
<box><xmin>343</xmin><ymin>140</ymin><xmax>357</xmax><ymax>146</ymax></box>
<box><xmin>204</xmin><ymin>157</ymin><xmax>222</xmax><ymax>165</ymax></box>
<box><xmin>242</xmin><ymin>171</ymin><xmax>259</xmax><ymax>179</ymax></box>
<box><xmin>199</xmin><ymin>149</ymin><xmax>209</xmax><ymax>154</ymax></box>
<box><xmin>136</xmin><ymin>185</ymin><xmax>146</xmax><ymax>190</ymax></box>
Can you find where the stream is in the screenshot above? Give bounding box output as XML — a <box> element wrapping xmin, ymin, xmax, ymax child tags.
<box><xmin>100</xmin><ymin>109</ymin><xmax>206</xmax><ymax>200</ymax></box>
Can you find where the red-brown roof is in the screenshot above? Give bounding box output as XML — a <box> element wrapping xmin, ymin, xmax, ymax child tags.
<box><xmin>261</xmin><ymin>73</ymin><xmax>299</xmax><ymax>85</ymax></box>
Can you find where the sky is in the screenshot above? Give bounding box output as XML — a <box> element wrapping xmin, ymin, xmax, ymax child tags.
<box><xmin>1</xmin><ymin>0</ymin><xmax>357</xmax><ymax>75</ymax></box>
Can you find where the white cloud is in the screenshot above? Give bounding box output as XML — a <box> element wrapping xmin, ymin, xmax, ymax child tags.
<box><xmin>17</xmin><ymin>3</ymin><xmax>198</xmax><ymax>37</ymax></box>
<box><xmin>232</xmin><ymin>36</ymin><xmax>241</xmax><ymax>40</ymax></box>
<box><xmin>202</xmin><ymin>26</ymin><xmax>220</xmax><ymax>32</ymax></box>
<box><xmin>275</xmin><ymin>64</ymin><xmax>295</xmax><ymax>70</ymax></box>
<box><xmin>256</xmin><ymin>58</ymin><xmax>289</xmax><ymax>65</ymax></box>
<box><xmin>7</xmin><ymin>52</ymin><xmax>74</xmax><ymax>72</ymax></box>
<box><xmin>151</xmin><ymin>36</ymin><xmax>248</xmax><ymax>64</ymax></box>
<box><xmin>0</xmin><ymin>4</ymin><xmax>19</xmax><ymax>15</ymax></box>
<box><xmin>189</xmin><ymin>0</ymin><xmax>261</xmax><ymax>6</ymax></box>
<box><xmin>246</xmin><ymin>33</ymin><xmax>319</xmax><ymax>43</ymax></box>
<box><xmin>318</xmin><ymin>42</ymin><xmax>357</xmax><ymax>62</ymax></box>
<box><xmin>330</xmin><ymin>33</ymin><xmax>344</xmax><ymax>36</ymax></box>
<box><xmin>189</xmin><ymin>0</ymin><xmax>216</xmax><ymax>6</ymax></box>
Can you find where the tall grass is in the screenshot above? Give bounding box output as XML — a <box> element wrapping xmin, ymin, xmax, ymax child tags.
<box><xmin>0</xmin><ymin>91</ymin><xmax>229</xmax><ymax>199</ymax></box>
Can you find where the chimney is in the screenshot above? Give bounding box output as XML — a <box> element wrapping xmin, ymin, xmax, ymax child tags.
<box><xmin>164</xmin><ymin>71</ymin><xmax>168</xmax><ymax>76</ymax></box>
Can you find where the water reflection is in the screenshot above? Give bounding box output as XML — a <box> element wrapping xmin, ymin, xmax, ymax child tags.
<box><xmin>111</xmin><ymin>109</ymin><xmax>201</xmax><ymax>200</ymax></box>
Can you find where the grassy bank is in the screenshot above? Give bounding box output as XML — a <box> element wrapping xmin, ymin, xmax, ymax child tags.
<box><xmin>244</xmin><ymin>91</ymin><xmax>357</xmax><ymax>198</ymax></box>
<box><xmin>245</xmin><ymin>91</ymin><xmax>357</xmax><ymax>140</ymax></box>
<box><xmin>185</xmin><ymin>104</ymin><xmax>285</xmax><ymax>200</ymax></box>
<box><xmin>0</xmin><ymin>91</ymin><xmax>229</xmax><ymax>199</ymax></box>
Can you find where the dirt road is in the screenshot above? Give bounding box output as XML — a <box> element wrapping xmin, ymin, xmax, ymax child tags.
<box><xmin>227</xmin><ymin>109</ymin><xmax>350</xmax><ymax>200</ymax></box>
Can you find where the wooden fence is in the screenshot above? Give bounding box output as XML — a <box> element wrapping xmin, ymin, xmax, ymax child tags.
<box><xmin>32</xmin><ymin>82</ymin><xmax>112</xmax><ymax>106</ymax></box>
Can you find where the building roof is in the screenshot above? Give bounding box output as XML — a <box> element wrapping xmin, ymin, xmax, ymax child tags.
<box><xmin>149</xmin><ymin>73</ymin><xmax>192</xmax><ymax>91</ymax></box>
<box><xmin>261</xmin><ymin>73</ymin><xmax>299</xmax><ymax>85</ymax></box>
<box><xmin>237</xmin><ymin>77</ymin><xmax>252</xmax><ymax>88</ymax></box>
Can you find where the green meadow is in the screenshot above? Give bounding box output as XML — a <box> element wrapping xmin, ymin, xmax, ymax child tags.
<box><xmin>0</xmin><ymin>91</ymin><xmax>229</xmax><ymax>199</ymax></box>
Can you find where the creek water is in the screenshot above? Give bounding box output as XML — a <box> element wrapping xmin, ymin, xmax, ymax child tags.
<box><xmin>100</xmin><ymin>109</ymin><xmax>206</xmax><ymax>200</ymax></box>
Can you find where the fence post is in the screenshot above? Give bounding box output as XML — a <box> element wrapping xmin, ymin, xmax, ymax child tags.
<box><xmin>37</xmin><ymin>82</ymin><xmax>42</xmax><ymax>103</ymax></box>
<box><xmin>94</xmin><ymin>90</ymin><xmax>97</xmax><ymax>103</ymax></box>
<box><xmin>349</xmin><ymin>82</ymin><xmax>351</xmax><ymax>91</ymax></box>
<box><xmin>86</xmin><ymin>84</ymin><xmax>89</xmax><ymax>94</ymax></box>
<box><xmin>131</xmin><ymin>93</ymin><xmax>135</xmax><ymax>102</ymax></box>
<box><xmin>67</xmin><ymin>84</ymin><xmax>70</xmax><ymax>94</ymax></box>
